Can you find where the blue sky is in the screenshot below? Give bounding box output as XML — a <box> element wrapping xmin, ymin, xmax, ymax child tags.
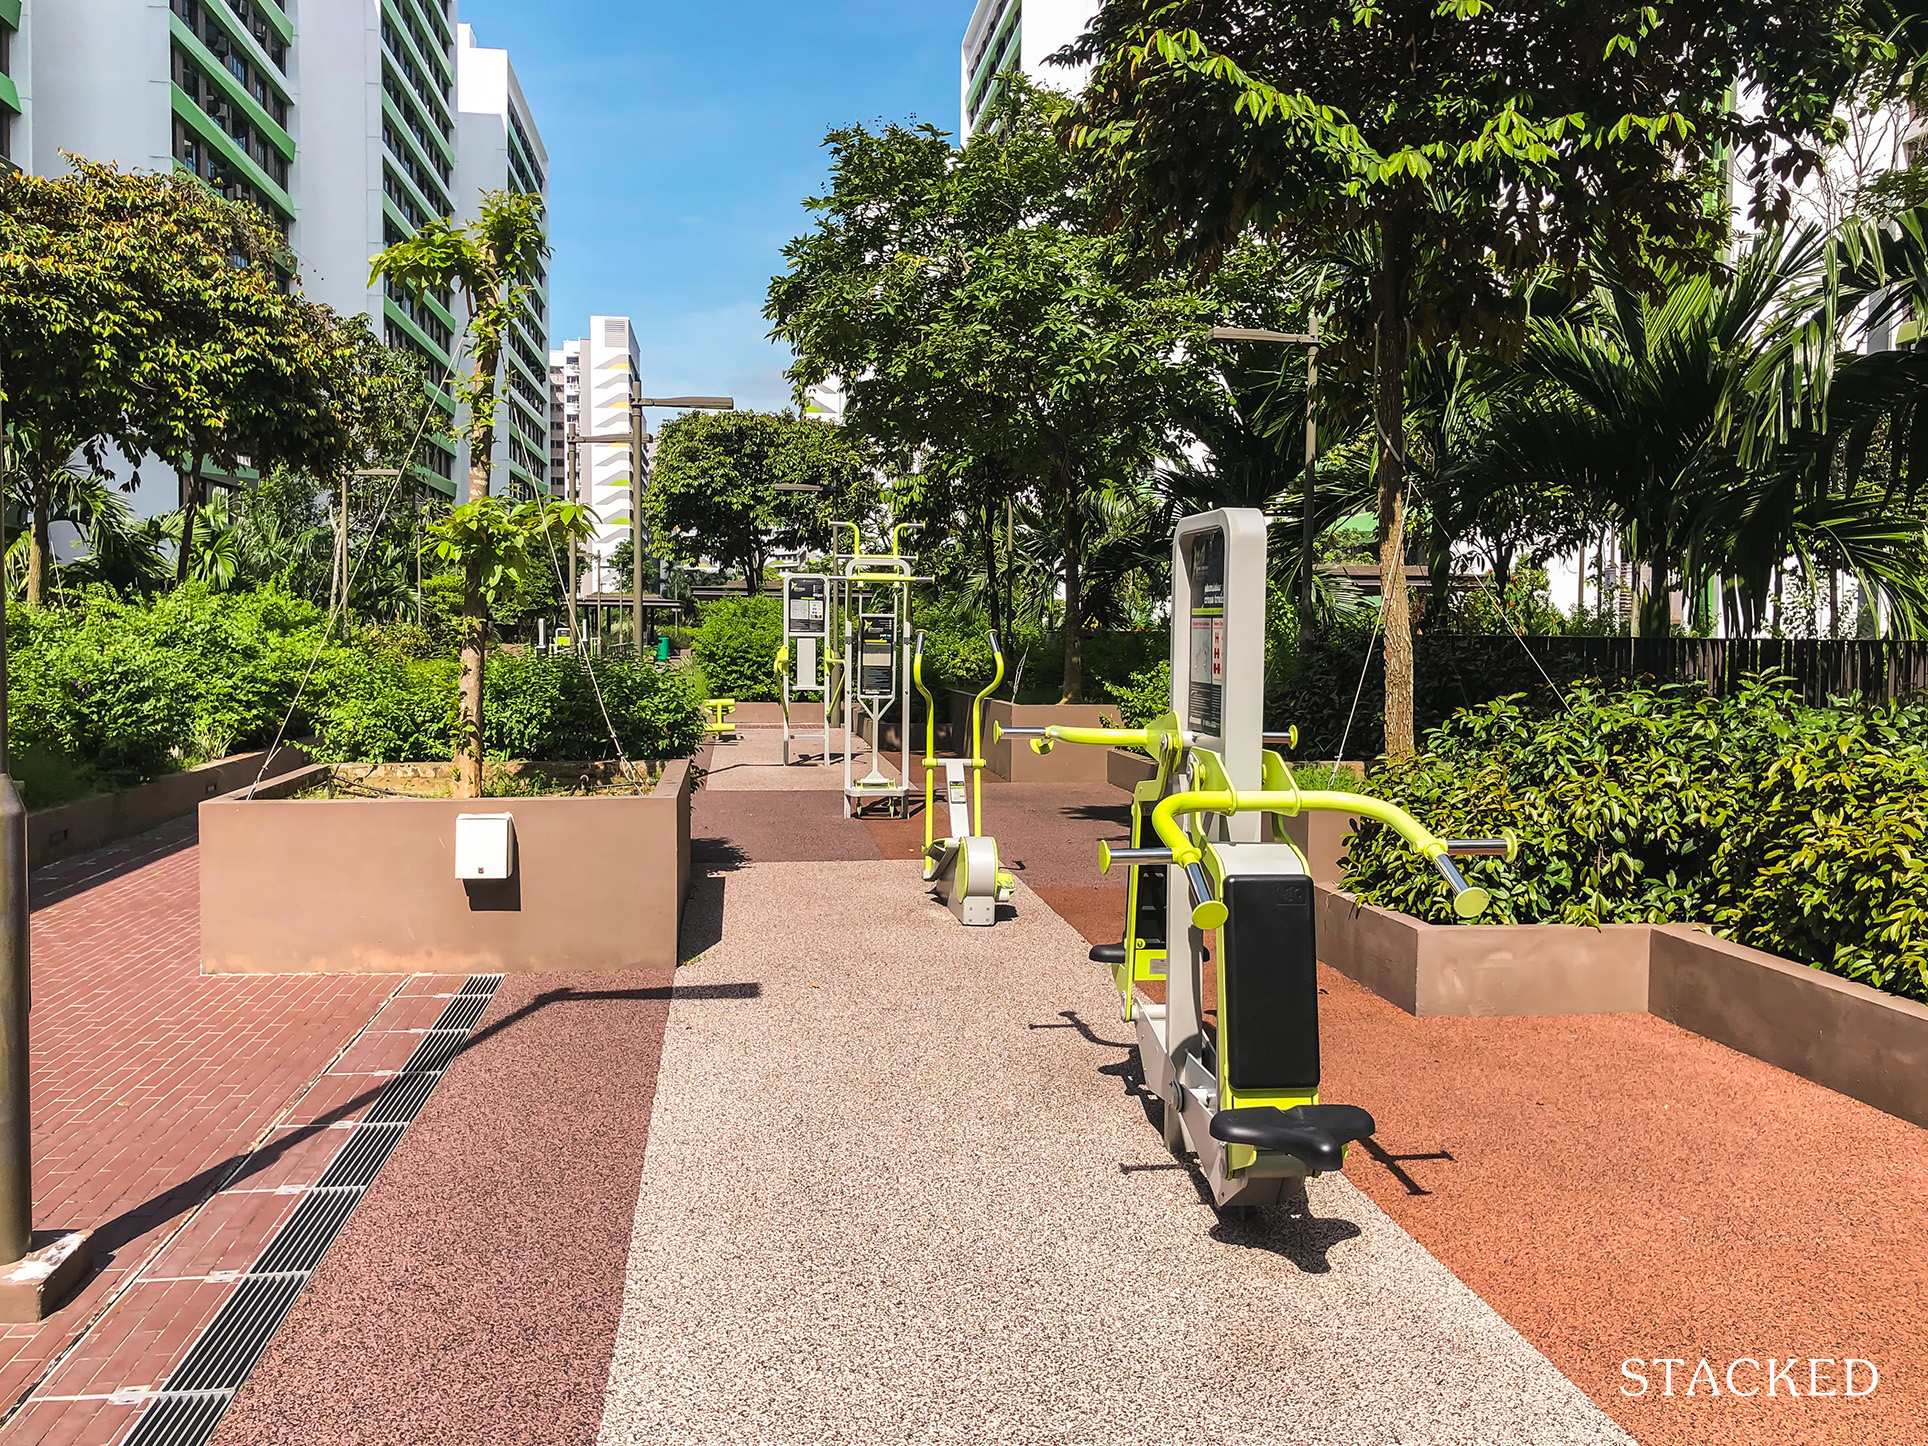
<box><xmin>458</xmin><ymin>0</ymin><xmax>980</xmax><ymax>413</ymax></box>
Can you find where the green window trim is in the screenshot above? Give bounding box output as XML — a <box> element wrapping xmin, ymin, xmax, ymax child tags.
<box><xmin>181</xmin><ymin>5</ymin><xmax>290</xmax><ymax>114</ymax></box>
<box><xmin>0</xmin><ymin>1</ymin><xmax>21</xmax><ymax>30</ymax></box>
<box><xmin>0</xmin><ymin>75</ymin><xmax>19</xmax><ymax>117</ymax></box>
<box><xmin>382</xmin><ymin>152</ymin><xmax>450</xmax><ymax>231</ymax></box>
<box><xmin>412</xmin><ymin>463</ymin><xmax>457</xmax><ymax>500</ymax></box>
<box><xmin>171</xmin><ymin>90</ymin><xmax>295</xmax><ymax>219</ymax></box>
<box><xmin>170</xmin><ymin>15</ymin><xmax>294</xmax><ymax>161</ymax></box>
<box><xmin>383</xmin><ymin>295</ymin><xmax>455</xmax><ymax>371</ymax></box>
<box><xmin>226</xmin><ymin>0</ymin><xmax>294</xmax><ymax>48</ymax></box>
<box><xmin>380</xmin><ymin>87</ymin><xmax>454</xmax><ymax>173</ymax></box>
<box><xmin>379</xmin><ymin>46</ymin><xmax>455</xmax><ymax>151</ymax></box>
<box><xmin>380</xmin><ymin>0</ymin><xmax>454</xmax><ymax>97</ymax></box>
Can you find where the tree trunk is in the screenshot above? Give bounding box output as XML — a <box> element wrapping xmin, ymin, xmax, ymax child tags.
<box><xmin>1059</xmin><ymin>485</ymin><xmax>1084</xmax><ymax>704</ymax></box>
<box><xmin>979</xmin><ymin>500</ymin><xmax>1005</xmax><ymax>646</ymax></box>
<box><xmin>1373</xmin><ymin>228</ymin><xmax>1415</xmax><ymax>759</ymax></box>
<box><xmin>25</xmin><ymin>473</ymin><xmax>51</xmax><ymax>608</ymax></box>
<box><xmin>174</xmin><ymin>462</ymin><xmax>204</xmax><ymax>587</ymax></box>
<box><xmin>454</xmin><ymin>559</ymin><xmax>487</xmax><ymax>799</ymax></box>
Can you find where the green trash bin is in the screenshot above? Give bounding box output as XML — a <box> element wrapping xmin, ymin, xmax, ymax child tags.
<box><xmin>656</xmin><ymin>636</ymin><xmax>670</xmax><ymax>662</ymax></box>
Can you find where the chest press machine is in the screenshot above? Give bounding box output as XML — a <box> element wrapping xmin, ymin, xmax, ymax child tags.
<box><xmin>998</xmin><ymin>509</ymin><xmax>1512</xmax><ymax>1210</ymax></box>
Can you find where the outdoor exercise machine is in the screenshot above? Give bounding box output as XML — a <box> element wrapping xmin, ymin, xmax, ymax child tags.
<box><xmin>998</xmin><ymin>508</ymin><xmax>1513</xmax><ymax>1210</ymax></box>
<box><xmin>777</xmin><ymin>523</ymin><xmax>931</xmax><ymax>816</ymax></box>
<box><xmin>912</xmin><ymin>631</ymin><xmax>1015</xmax><ymax>925</ymax></box>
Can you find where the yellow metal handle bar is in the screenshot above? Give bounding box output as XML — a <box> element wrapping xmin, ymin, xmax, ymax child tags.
<box><xmin>994</xmin><ymin>721</ymin><xmax>1153</xmax><ymax>754</ymax></box>
<box><xmin>1149</xmin><ymin>789</ymin><xmax>1494</xmax><ymax>924</ymax></box>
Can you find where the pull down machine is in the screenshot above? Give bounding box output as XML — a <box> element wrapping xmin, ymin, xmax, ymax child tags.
<box><xmin>912</xmin><ymin>632</ymin><xmax>1015</xmax><ymax>926</ymax></box>
<box><xmin>999</xmin><ymin>508</ymin><xmax>1513</xmax><ymax>1210</ymax></box>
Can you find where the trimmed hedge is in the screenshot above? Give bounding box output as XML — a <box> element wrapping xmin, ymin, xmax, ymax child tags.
<box><xmin>1342</xmin><ymin>678</ymin><xmax>1928</xmax><ymax>1003</ymax></box>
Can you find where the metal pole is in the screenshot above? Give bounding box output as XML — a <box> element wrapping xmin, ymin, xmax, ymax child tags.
<box><xmin>565</xmin><ymin>422</ymin><xmax>579</xmax><ymax>621</ymax></box>
<box><xmin>0</xmin><ymin>382</ymin><xmax>32</xmax><ymax>1266</ymax></box>
<box><xmin>1298</xmin><ymin>317</ymin><xmax>1319</xmax><ymax>655</ymax></box>
<box><xmin>630</xmin><ymin>387</ymin><xmax>645</xmax><ymax>657</ymax></box>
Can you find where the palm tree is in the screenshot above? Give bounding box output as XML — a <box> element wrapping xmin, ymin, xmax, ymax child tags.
<box><xmin>1481</xmin><ymin>221</ymin><xmax>1928</xmax><ymax>636</ymax></box>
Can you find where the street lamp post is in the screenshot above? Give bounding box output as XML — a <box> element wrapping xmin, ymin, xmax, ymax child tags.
<box><xmin>1208</xmin><ymin>322</ymin><xmax>1321</xmax><ymax>653</ymax></box>
<box><xmin>0</xmin><ymin>390</ymin><xmax>90</xmax><ymax>1320</ymax></box>
<box><xmin>571</xmin><ymin>393</ymin><xmax>733</xmax><ymax>656</ymax></box>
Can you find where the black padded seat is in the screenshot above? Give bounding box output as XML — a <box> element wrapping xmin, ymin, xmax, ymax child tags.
<box><xmin>1088</xmin><ymin>943</ymin><xmax>1127</xmax><ymax>965</ymax></box>
<box><xmin>1209</xmin><ymin>1103</ymin><xmax>1376</xmax><ymax>1173</ymax></box>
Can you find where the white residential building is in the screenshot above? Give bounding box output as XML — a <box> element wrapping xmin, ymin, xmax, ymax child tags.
<box><xmin>22</xmin><ymin>1</ymin><xmax>549</xmax><ymax>502</ymax></box>
<box><xmin>960</xmin><ymin>0</ymin><xmax>1099</xmax><ymax>138</ymax></box>
<box><xmin>552</xmin><ymin>317</ymin><xmax>643</xmax><ymax>593</ymax></box>
<box><xmin>454</xmin><ymin>22</ymin><xmax>550</xmax><ymax>498</ymax></box>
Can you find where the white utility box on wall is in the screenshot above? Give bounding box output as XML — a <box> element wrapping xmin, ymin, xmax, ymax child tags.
<box><xmin>454</xmin><ymin>813</ymin><xmax>516</xmax><ymax>879</ymax></box>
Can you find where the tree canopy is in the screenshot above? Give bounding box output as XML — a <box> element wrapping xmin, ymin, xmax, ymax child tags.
<box><xmin>643</xmin><ymin>409</ymin><xmax>876</xmax><ymax>593</ymax></box>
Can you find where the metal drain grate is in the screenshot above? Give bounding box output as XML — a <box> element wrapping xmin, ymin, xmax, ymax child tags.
<box><xmin>314</xmin><ymin>1123</ymin><xmax>405</xmax><ymax>1191</ymax></box>
<box><xmin>123</xmin><ymin>975</ymin><xmax>503</xmax><ymax>1446</ymax></box>
<box><xmin>399</xmin><ymin>1028</ymin><xmax>469</xmax><ymax>1075</ymax></box>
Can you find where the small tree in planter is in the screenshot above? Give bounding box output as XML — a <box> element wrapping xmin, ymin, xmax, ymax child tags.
<box><xmin>372</xmin><ymin>189</ymin><xmax>556</xmax><ymax>797</ymax></box>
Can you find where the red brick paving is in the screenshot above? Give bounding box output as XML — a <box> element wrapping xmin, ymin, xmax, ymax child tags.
<box><xmin>0</xmin><ymin>817</ymin><xmax>428</xmax><ymax>1444</ymax></box>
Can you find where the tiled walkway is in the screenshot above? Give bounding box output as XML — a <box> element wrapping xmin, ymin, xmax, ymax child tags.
<box><xmin>0</xmin><ymin>819</ymin><xmax>425</xmax><ymax>1445</ymax></box>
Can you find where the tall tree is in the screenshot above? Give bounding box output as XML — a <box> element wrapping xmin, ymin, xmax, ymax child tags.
<box><xmin>769</xmin><ymin>81</ymin><xmax>1213</xmax><ymax>701</ymax></box>
<box><xmin>643</xmin><ymin>409</ymin><xmax>875</xmax><ymax>594</ymax></box>
<box><xmin>1066</xmin><ymin>0</ymin><xmax>1897</xmax><ymax>752</ymax></box>
<box><xmin>371</xmin><ymin>189</ymin><xmax>551</xmax><ymax>796</ymax></box>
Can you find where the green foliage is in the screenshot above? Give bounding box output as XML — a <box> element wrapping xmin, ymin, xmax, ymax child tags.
<box><xmin>4</xmin><ymin>584</ymin><xmax>337</xmax><ymax>800</ymax></box>
<box><xmin>423</xmin><ymin>497</ymin><xmax>592</xmax><ymax>611</ymax></box>
<box><xmin>310</xmin><ymin>654</ymin><xmax>456</xmax><ymax>764</ymax></box>
<box><xmin>1341</xmin><ymin>678</ymin><xmax>1928</xmax><ymax>1002</ymax></box>
<box><xmin>481</xmin><ymin>654</ymin><xmax>706</xmax><ymax>761</ymax></box>
<box><xmin>691</xmin><ymin>597</ymin><xmax>781</xmax><ymax>701</ymax></box>
<box><xmin>1109</xmin><ymin>659</ymin><xmax>1172</xmax><ymax>729</ymax></box>
<box><xmin>645</xmin><ymin>410</ymin><xmax>876</xmax><ymax>591</ymax></box>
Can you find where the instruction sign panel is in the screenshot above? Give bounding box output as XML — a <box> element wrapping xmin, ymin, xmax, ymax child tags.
<box><xmin>859</xmin><ymin>613</ymin><xmax>898</xmax><ymax>699</ymax></box>
<box><xmin>1186</xmin><ymin>529</ymin><xmax>1225</xmax><ymax>735</ymax></box>
<box><xmin>784</xmin><ymin>575</ymin><xmax>828</xmax><ymax>637</ymax></box>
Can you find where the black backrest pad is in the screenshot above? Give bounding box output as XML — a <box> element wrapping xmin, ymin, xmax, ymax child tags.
<box><xmin>1222</xmin><ymin>873</ymin><xmax>1319</xmax><ymax>1091</ymax></box>
<box><xmin>1131</xmin><ymin>865</ymin><xmax>1168</xmax><ymax>950</ymax></box>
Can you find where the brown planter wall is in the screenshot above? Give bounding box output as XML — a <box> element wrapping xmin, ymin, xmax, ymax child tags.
<box><xmin>1107</xmin><ymin>749</ymin><xmax>1156</xmax><ymax>791</ymax></box>
<box><xmin>27</xmin><ymin>746</ymin><xmax>312</xmax><ymax>869</ymax></box>
<box><xmin>200</xmin><ymin>759</ymin><xmax>693</xmax><ymax>975</ymax></box>
<box><xmin>1650</xmin><ymin>925</ymin><xmax>1928</xmax><ymax>1130</ymax></box>
<box><xmin>947</xmin><ymin>694</ymin><xmax>1116</xmax><ymax>783</ymax></box>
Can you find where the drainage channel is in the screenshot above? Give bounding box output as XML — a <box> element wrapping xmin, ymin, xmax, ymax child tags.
<box><xmin>120</xmin><ymin>975</ymin><xmax>503</xmax><ymax>1446</ymax></box>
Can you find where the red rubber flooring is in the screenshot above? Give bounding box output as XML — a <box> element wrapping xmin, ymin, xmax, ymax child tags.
<box><xmin>213</xmin><ymin>972</ymin><xmax>681</xmax><ymax>1446</ymax></box>
<box><xmin>1046</xmin><ymin>857</ymin><xmax>1928</xmax><ymax>1445</ymax></box>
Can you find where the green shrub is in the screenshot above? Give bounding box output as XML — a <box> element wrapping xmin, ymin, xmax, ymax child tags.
<box><xmin>1341</xmin><ymin>677</ymin><xmax>1928</xmax><ymax>1003</ymax></box>
<box><xmin>310</xmin><ymin>655</ymin><xmax>456</xmax><ymax>763</ymax></box>
<box><xmin>1110</xmin><ymin>660</ymin><xmax>1172</xmax><ymax>729</ymax></box>
<box><xmin>483</xmin><ymin>653</ymin><xmax>705</xmax><ymax>760</ymax></box>
<box><xmin>692</xmin><ymin>597</ymin><xmax>781</xmax><ymax>701</ymax></box>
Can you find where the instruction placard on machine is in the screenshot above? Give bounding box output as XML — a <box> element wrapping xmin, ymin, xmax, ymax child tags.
<box><xmin>859</xmin><ymin>613</ymin><xmax>898</xmax><ymax>699</ymax></box>
<box><xmin>785</xmin><ymin>575</ymin><xmax>828</xmax><ymax>690</ymax></box>
<box><xmin>1187</xmin><ymin>529</ymin><xmax>1226</xmax><ymax>735</ymax></box>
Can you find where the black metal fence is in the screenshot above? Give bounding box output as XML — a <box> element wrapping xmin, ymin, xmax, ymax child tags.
<box><xmin>1487</xmin><ymin>637</ymin><xmax>1928</xmax><ymax>707</ymax></box>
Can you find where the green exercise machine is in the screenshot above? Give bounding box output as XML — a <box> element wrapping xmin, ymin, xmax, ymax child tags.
<box><xmin>999</xmin><ymin>508</ymin><xmax>1514</xmax><ymax>1210</ymax></box>
<box><xmin>912</xmin><ymin>631</ymin><xmax>1015</xmax><ymax>926</ymax></box>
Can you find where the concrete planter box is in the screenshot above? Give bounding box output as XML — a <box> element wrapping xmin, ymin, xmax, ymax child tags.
<box><xmin>728</xmin><ymin>702</ymin><xmax>824</xmax><ymax>728</ymax></box>
<box><xmin>27</xmin><ymin>746</ymin><xmax>312</xmax><ymax>869</ymax></box>
<box><xmin>947</xmin><ymin>693</ymin><xmax>1116</xmax><ymax>783</ymax></box>
<box><xmin>1108</xmin><ymin>749</ymin><xmax>1156</xmax><ymax>791</ymax></box>
<box><xmin>1318</xmin><ymin>886</ymin><xmax>1928</xmax><ymax>1128</ymax></box>
<box><xmin>200</xmin><ymin>759</ymin><xmax>693</xmax><ymax>975</ymax></box>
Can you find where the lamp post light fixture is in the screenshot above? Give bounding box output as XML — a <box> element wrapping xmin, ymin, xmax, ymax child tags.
<box><xmin>1208</xmin><ymin>321</ymin><xmax>1322</xmax><ymax>653</ymax></box>
<box><xmin>568</xmin><ymin>393</ymin><xmax>734</xmax><ymax>655</ymax></box>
